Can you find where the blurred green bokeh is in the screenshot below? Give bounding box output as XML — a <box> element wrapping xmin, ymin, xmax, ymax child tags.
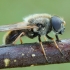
<box><xmin>0</xmin><ymin>0</ymin><xmax>70</xmax><ymax>70</ymax></box>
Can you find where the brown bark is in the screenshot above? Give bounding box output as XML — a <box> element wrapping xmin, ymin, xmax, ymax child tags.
<box><xmin>0</xmin><ymin>39</ymin><xmax>70</xmax><ymax>69</ymax></box>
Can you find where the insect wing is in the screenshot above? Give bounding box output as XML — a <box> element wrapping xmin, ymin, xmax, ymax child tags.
<box><xmin>0</xmin><ymin>22</ymin><xmax>37</xmax><ymax>32</ymax></box>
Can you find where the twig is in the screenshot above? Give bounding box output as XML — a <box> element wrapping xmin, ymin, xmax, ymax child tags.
<box><xmin>0</xmin><ymin>39</ymin><xmax>70</xmax><ymax>69</ymax></box>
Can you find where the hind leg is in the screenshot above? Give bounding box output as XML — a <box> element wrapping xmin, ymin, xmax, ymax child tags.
<box><xmin>12</xmin><ymin>32</ymin><xmax>25</xmax><ymax>44</ymax></box>
<box><xmin>19</xmin><ymin>37</ymin><xmax>23</xmax><ymax>44</ymax></box>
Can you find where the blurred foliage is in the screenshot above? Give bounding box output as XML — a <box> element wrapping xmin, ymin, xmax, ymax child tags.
<box><xmin>0</xmin><ymin>0</ymin><xmax>70</xmax><ymax>70</ymax></box>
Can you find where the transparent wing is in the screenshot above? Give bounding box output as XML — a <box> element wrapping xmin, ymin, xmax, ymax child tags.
<box><xmin>0</xmin><ymin>22</ymin><xmax>37</xmax><ymax>32</ymax></box>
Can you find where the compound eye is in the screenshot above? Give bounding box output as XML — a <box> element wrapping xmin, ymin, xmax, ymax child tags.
<box><xmin>51</xmin><ymin>16</ymin><xmax>63</xmax><ymax>32</ymax></box>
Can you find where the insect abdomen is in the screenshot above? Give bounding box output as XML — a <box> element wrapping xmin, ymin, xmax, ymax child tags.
<box><xmin>3</xmin><ymin>30</ymin><xmax>22</xmax><ymax>44</ymax></box>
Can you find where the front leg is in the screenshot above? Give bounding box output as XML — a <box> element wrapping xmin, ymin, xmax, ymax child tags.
<box><xmin>46</xmin><ymin>34</ymin><xmax>62</xmax><ymax>54</ymax></box>
<box><xmin>46</xmin><ymin>34</ymin><xmax>53</xmax><ymax>40</ymax></box>
<box><xmin>55</xmin><ymin>34</ymin><xmax>61</xmax><ymax>42</ymax></box>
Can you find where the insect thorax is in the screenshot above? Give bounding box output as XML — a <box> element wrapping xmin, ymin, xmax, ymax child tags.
<box><xmin>29</xmin><ymin>17</ymin><xmax>51</xmax><ymax>35</ymax></box>
<box><xmin>23</xmin><ymin>14</ymin><xmax>52</xmax><ymax>35</ymax></box>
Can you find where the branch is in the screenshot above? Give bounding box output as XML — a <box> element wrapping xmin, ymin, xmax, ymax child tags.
<box><xmin>0</xmin><ymin>39</ymin><xmax>70</xmax><ymax>69</ymax></box>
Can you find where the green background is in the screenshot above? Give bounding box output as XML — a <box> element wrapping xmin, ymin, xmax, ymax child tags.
<box><xmin>0</xmin><ymin>0</ymin><xmax>70</xmax><ymax>70</ymax></box>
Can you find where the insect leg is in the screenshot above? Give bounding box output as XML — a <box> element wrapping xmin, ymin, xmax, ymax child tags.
<box><xmin>38</xmin><ymin>35</ymin><xmax>48</xmax><ymax>61</ymax></box>
<box><xmin>13</xmin><ymin>32</ymin><xmax>25</xmax><ymax>44</ymax></box>
<box><xmin>20</xmin><ymin>37</ymin><xmax>23</xmax><ymax>44</ymax></box>
<box><xmin>55</xmin><ymin>34</ymin><xmax>61</xmax><ymax>42</ymax></box>
<box><xmin>43</xmin><ymin>35</ymin><xmax>47</xmax><ymax>41</ymax></box>
<box><xmin>46</xmin><ymin>34</ymin><xmax>62</xmax><ymax>53</ymax></box>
